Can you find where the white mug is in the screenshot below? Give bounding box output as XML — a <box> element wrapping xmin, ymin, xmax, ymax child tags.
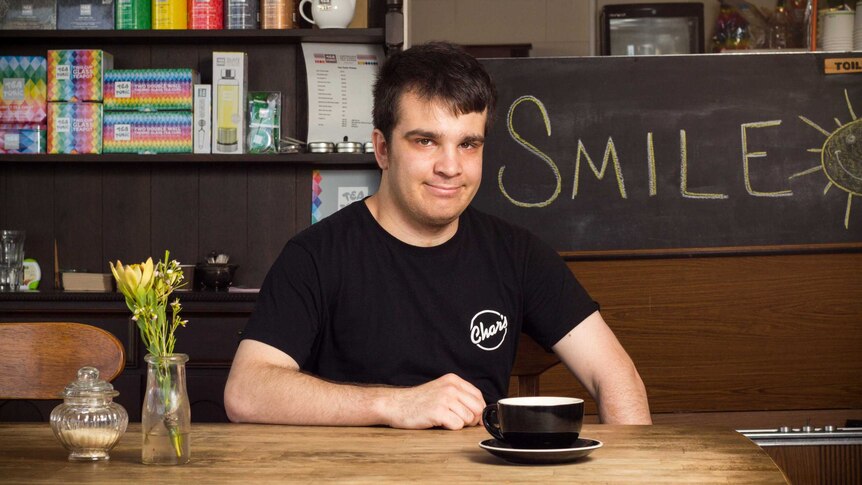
<box><xmin>299</xmin><ymin>0</ymin><xmax>356</xmax><ymax>29</ymax></box>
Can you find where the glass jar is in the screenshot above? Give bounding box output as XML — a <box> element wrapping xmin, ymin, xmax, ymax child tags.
<box><xmin>50</xmin><ymin>366</ymin><xmax>128</xmax><ymax>461</ymax></box>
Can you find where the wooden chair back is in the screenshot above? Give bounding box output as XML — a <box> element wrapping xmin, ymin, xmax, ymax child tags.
<box><xmin>510</xmin><ymin>333</ymin><xmax>561</xmax><ymax>396</ymax></box>
<box><xmin>0</xmin><ymin>322</ymin><xmax>125</xmax><ymax>400</ymax></box>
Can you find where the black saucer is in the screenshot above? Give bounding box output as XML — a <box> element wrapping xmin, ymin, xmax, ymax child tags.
<box><xmin>479</xmin><ymin>438</ymin><xmax>602</xmax><ymax>465</ymax></box>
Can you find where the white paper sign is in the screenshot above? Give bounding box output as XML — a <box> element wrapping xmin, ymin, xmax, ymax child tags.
<box><xmin>312</xmin><ymin>169</ymin><xmax>381</xmax><ymax>224</ymax></box>
<box><xmin>301</xmin><ymin>42</ymin><xmax>384</xmax><ymax>145</ymax></box>
<box><xmin>337</xmin><ymin>186</ymin><xmax>368</xmax><ymax>210</ymax></box>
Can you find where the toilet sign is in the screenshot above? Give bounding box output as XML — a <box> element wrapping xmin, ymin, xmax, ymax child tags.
<box><xmin>824</xmin><ymin>58</ymin><xmax>862</xmax><ymax>75</ymax></box>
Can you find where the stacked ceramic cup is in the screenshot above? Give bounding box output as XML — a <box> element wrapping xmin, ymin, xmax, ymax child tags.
<box><xmin>855</xmin><ymin>2</ymin><xmax>862</xmax><ymax>50</ymax></box>
<box><xmin>821</xmin><ymin>9</ymin><xmax>855</xmax><ymax>51</ymax></box>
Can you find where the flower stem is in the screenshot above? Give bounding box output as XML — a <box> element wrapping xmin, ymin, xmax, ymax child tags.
<box><xmin>157</xmin><ymin>360</ymin><xmax>183</xmax><ymax>459</ymax></box>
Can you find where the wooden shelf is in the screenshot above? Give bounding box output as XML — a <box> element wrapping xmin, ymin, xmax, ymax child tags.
<box><xmin>0</xmin><ymin>290</ymin><xmax>257</xmax><ymax>302</ymax></box>
<box><xmin>0</xmin><ymin>28</ymin><xmax>385</xmax><ymax>45</ymax></box>
<box><xmin>0</xmin><ymin>153</ymin><xmax>378</xmax><ymax>165</ymax></box>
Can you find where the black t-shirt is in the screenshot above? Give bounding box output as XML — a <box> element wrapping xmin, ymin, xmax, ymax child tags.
<box><xmin>242</xmin><ymin>200</ymin><xmax>598</xmax><ymax>403</ymax></box>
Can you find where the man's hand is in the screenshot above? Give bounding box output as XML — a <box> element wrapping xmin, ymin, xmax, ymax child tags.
<box><xmin>379</xmin><ymin>373</ymin><xmax>486</xmax><ymax>430</ymax></box>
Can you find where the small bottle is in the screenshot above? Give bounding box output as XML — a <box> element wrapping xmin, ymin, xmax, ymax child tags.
<box><xmin>216</xmin><ymin>69</ymin><xmax>240</xmax><ymax>152</ymax></box>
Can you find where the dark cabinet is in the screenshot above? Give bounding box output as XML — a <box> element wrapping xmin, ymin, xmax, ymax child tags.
<box><xmin>0</xmin><ymin>292</ymin><xmax>255</xmax><ymax>422</ymax></box>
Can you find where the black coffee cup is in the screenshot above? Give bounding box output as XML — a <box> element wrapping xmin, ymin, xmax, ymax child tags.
<box><xmin>482</xmin><ymin>396</ymin><xmax>584</xmax><ymax>449</ymax></box>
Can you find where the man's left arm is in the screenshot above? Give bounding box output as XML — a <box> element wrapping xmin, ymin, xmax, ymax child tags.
<box><xmin>552</xmin><ymin>310</ymin><xmax>652</xmax><ymax>424</ymax></box>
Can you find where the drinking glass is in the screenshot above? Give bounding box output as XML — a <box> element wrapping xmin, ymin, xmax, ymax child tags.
<box><xmin>0</xmin><ymin>230</ymin><xmax>26</xmax><ymax>292</ymax></box>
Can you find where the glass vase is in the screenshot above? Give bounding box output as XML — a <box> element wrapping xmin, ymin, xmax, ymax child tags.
<box><xmin>142</xmin><ymin>353</ymin><xmax>191</xmax><ymax>465</ymax></box>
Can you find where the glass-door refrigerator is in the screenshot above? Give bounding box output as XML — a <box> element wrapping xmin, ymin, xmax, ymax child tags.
<box><xmin>600</xmin><ymin>3</ymin><xmax>705</xmax><ymax>55</ymax></box>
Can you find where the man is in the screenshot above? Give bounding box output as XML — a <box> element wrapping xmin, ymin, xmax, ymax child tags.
<box><xmin>224</xmin><ymin>42</ymin><xmax>651</xmax><ymax>429</ymax></box>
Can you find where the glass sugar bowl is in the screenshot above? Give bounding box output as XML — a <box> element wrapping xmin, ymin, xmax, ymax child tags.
<box><xmin>50</xmin><ymin>366</ymin><xmax>128</xmax><ymax>461</ymax></box>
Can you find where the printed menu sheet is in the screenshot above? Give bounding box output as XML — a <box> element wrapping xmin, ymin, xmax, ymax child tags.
<box><xmin>302</xmin><ymin>43</ymin><xmax>384</xmax><ymax>145</ymax></box>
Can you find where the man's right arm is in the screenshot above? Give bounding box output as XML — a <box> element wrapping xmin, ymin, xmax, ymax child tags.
<box><xmin>223</xmin><ymin>339</ymin><xmax>485</xmax><ymax>430</ymax></box>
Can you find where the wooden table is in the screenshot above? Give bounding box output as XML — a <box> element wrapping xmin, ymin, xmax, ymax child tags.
<box><xmin>0</xmin><ymin>423</ymin><xmax>787</xmax><ymax>483</ymax></box>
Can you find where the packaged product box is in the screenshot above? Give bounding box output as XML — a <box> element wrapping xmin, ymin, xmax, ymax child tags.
<box><xmin>247</xmin><ymin>91</ymin><xmax>280</xmax><ymax>154</ymax></box>
<box><xmin>47</xmin><ymin>49</ymin><xmax>114</xmax><ymax>102</ymax></box>
<box><xmin>104</xmin><ymin>69</ymin><xmax>199</xmax><ymax>112</ymax></box>
<box><xmin>0</xmin><ymin>0</ymin><xmax>57</xmax><ymax>29</ymax></box>
<box><xmin>0</xmin><ymin>123</ymin><xmax>47</xmax><ymax>154</ymax></box>
<box><xmin>212</xmin><ymin>52</ymin><xmax>248</xmax><ymax>154</ymax></box>
<box><xmin>193</xmin><ymin>84</ymin><xmax>211</xmax><ymax>153</ymax></box>
<box><xmin>114</xmin><ymin>0</ymin><xmax>150</xmax><ymax>29</ymax></box>
<box><xmin>47</xmin><ymin>102</ymin><xmax>104</xmax><ymax>154</ymax></box>
<box><xmin>0</xmin><ymin>56</ymin><xmax>47</xmax><ymax>124</ymax></box>
<box><xmin>103</xmin><ymin>111</ymin><xmax>192</xmax><ymax>154</ymax></box>
<box><xmin>57</xmin><ymin>0</ymin><xmax>115</xmax><ymax>29</ymax></box>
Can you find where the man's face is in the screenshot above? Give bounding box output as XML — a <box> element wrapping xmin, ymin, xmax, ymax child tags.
<box><xmin>373</xmin><ymin>91</ymin><xmax>487</xmax><ymax>231</ymax></box>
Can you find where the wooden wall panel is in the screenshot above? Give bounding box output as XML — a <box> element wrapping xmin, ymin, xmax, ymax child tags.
<box><xmin>3</xmin><ymin>163</ymin><xmax>307</xmax><ymax>288</ymax></box>
<box><xmin>102</xmin><ymin>165</ymin><xmax>151</xmax><ymax>266</ymax></box>
<box><xmin>151</xmin><ymin>166</ymin><xmax>200</xmax><ymax>268</ymax></box>
<box><xmin>246</xmin><ymin>166</ymin><xmax>297</xmax><ymax>286</ymax></box>
<box><xmin>242</xmin><ymin>45</ymin><xmax>298</xmax><ymax>139</ymax></box>
<box><xmin>533</xmin><ymin>253</ymin><xmax>862</xmax><ymax>418</ymax></box>
<box><xmin>53</xmin><ymin>165</ymin><xmax>102</xmax><ymax>274</ymax></box>
<box><xmin>295</xmin><ymin>169</ymin><xmax>313</xmax><ymax>230</ymax></box>
<box><xmin>764</xmin><ymin>445</ymin><xmax>862</xmax><ymax>485</ymax></box>
<box><xmin>105</xmin><ymin>45</ymin><xmax>150</xmax><ymax>70</ymax></box>
<box><xmin>0</xmin><ymin>164</ymin><xmax>54</xmax><ymax>288</ymax></box>
<box><xmin>199</xmin><ymin>166</ymin><xmax>248</xmax><ymax>281</ymax></box>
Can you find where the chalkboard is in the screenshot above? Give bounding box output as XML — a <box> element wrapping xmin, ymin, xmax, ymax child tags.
<box><xmin>473</xmin><ymin>53</ymin><xmax>862</xmax><ymax>255</ymax></box>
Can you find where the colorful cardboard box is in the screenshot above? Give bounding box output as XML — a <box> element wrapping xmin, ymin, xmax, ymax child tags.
<box><xmin>48</xmin><ymin>102</ymin><xmax>103</xmax><ymax>154</ymax></box>
<box><xmin>57</xmin><ymin>0</ymin><xmax>116</xmax><ymax>29</ymax></box>
<box><xmin>104</xmin><ymin>69</ymin><xmax>199</xmax><ymax>112</ymax></box>
<box><xmin>103</xmin><ymin>111</ymin><xmax>192</xmax><ymax>154</ymax></box>
<box><xmin>0</xmin><ymin>56</ymin><xmax>47</xmax><ymax>124</ymax></box>
<box><xmin>0</xmin><ymin>0</ymin><xmax>57</xmax><ymax>29</ymax></box>
<box><xmin>0</xmin><ymin>124</ymin><xmax>47</xmax><ymax>154</ymax></box>
<box><xmin>47</xmin><ymin>49</ymin><xmax>114</xmax><ymax>102</ymax></box>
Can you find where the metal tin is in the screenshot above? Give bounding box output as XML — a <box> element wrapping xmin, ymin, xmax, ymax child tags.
<box><xmin>152</xmin><ymin>0</ymin><xmax>188</xmax><ymax>29</ymax></box>
<box><xmin>262</xmin><ymin>0</ymin><xmax>294</xmax><ymax>29</ymax></box>
<box><xmin>279</xmin><ymin>142</ymin><xmax>301</xmax><ymax>153</ymax></box>
<box><xmin>336</xmin><ymin>141</ymin><xmax>363</xmax><ymax>153</ymax></box>
<box><xmin>115</xmin><ymin>0</ymin><xmax>151</xmax><ymax>29</ymax></box>
<box><xmin>308</xmin><ymin>141</ymin><xmax>334</xmax><ymax>153</ymax></box>
<box><xmin>188</xmin><ymin>0</ymin><xmax>224</xmax><ymax>30</ymax></box>
<box><xmin>363</xmin><ymin>141</ymin><xmax>374</xmax><ymax>153</ymax></box>
<box><xmin>226</xmin><ymin>0</ymin><xmax>260</xmax><ymax>29</ymax></box>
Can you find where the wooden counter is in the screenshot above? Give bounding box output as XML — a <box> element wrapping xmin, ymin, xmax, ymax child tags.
<box><xmin>1</xmin><ymin>423</ymin><xmax>787</xmax><ymax>483</ymax></box>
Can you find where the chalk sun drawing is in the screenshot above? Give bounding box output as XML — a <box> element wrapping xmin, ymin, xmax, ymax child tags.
<box><xmin>792</xmin><ymin>89</ymin><xmax>862</xmax><ymax>229</ymax></box>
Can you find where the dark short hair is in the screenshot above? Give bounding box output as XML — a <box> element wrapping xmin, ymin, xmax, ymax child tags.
<box><xmin>373</xmin><ymin>42</ymin><xmax>497</xmax><ymax>142</ymax></box>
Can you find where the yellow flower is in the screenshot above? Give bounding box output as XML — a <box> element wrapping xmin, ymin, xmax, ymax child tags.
<box><xmin>110</xmin><ymin>257</ymin><xmax>154</xmax><ymax>300</ymax></box>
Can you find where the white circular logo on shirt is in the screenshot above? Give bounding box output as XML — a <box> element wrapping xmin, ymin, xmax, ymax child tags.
<box><xmin>470</xmin><ymin>310</ymin><xmax>508</xmax><ymax>351</ymax></box>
